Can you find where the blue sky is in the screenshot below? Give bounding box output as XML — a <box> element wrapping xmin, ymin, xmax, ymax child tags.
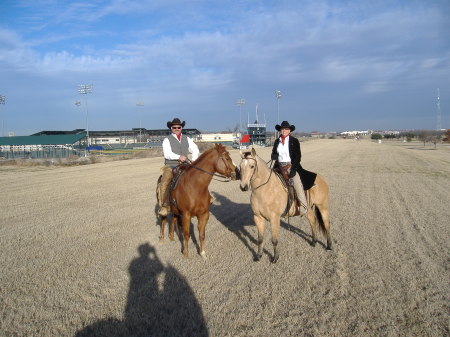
<box><xmin>0</xmin><ymin>0</ymin><xmax>449</xmax><ymax>135</ymax></box>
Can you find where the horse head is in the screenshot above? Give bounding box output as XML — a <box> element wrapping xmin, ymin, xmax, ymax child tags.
<box><xmin>239</xmin><ymin>147</ymin><xmax>257</xmax><ymax>191</ymax></box>
<box><xmin>214</xmin><ymin>143</ymin><xmax>238</xmax><ymax>180</ymax></box>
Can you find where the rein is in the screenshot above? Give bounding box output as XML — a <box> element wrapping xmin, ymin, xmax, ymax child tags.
<box><xmin>182</xmin><ymin>157</ymin><xmax>232</xmax><ymax>182</ymax></box>
<box><xmin>246</xmin><ymin>157</ymin><xmax>274</xmax><ymax>190</ymax></box>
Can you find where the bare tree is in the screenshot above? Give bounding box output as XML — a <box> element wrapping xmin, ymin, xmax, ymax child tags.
<box><xmin>418</xmin><ymin>131</ymin><xmax>431</xmax><ymax>146</ymax></box>
<box><xmin>443</xmin><ymin>129</ymin><xmax>450</xmax><ymax>143</ymax></box>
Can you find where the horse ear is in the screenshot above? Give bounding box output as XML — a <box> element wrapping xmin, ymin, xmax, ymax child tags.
<box><xmin>251</xmin><ymin>147</ymin><xmax>256</xmax><ymax>156</ymax></box>
<box><xmin>240</xmin><ymin>150</ymin><xmax>245</xmax><ymax>158</ymax></box>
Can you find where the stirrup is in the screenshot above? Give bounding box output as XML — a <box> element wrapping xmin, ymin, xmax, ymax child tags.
<box><xmin>158</xmin><ymin>207</ymin><xmax>168</xmax><ymax>216</ymax></box>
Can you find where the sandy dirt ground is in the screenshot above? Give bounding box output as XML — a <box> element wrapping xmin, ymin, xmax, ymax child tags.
<box><xmin>1</xmin><ymin>139</ymin><xmax>449</xmax><ymax>337</ymax></box>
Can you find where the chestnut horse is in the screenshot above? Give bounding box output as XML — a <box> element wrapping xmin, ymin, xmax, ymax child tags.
<box><xmin>156</xmin><ymin>143</ymin><xmax>237</xmax><ymax>258</ymax></box>
<box><xmin>239</xmin><ymin>148</ymin><xmax>332</xmax><ymax>263</ymax></box>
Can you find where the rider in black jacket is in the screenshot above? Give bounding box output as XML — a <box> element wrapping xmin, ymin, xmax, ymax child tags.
<box><xmin>271</xmin><ymin>121</ymin><xmax>308</xmax><ymax>215</ymax></box>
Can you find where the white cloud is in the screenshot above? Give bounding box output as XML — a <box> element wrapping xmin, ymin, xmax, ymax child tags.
<box><xmin>1</xmin><ymin>0</ymin><xmax>449</xmax><ymax>133</ymax></box>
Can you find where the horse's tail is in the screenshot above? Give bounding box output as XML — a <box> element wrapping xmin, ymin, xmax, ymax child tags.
<box><xmin>314</xmin><ymin>205</ymin><xmax>327</xmax><ymax>234</ymax></box>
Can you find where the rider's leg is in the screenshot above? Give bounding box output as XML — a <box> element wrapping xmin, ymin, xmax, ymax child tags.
<box><xmin>158</xmin><ymin>166</ymin><xmax>173</xmax><ymax>216</ymax></box>
<box><xmin>290</xmin><ymin>171</ymin><xmax>308</xmax><ymax>215</ymax></box>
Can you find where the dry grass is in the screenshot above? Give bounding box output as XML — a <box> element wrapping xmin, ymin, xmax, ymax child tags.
<box><xmin>0</xmin><ymin>139</ymin><xmax>449</xmax><ymax>336</ymax></box>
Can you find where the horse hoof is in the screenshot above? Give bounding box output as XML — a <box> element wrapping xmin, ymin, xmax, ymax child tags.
<box><xmin>271</xmin><ymin>255</ymin><xmax>279</xmax><ymax>263</ymax></box>
<box><xmin>310</xmin><ymin>240</ymin><xmax>316</xmax><ymax>247</ymax></box>
<box><xmin>253</xmin><ymin>254</ymin><xmax>262</xmax><ymax>262</ymax></box>
<box><xmin>326</xmin><ymin>243</ymin><xmax>333</xmax><ymax>251</ymax></box>
<box><xmin>169</xmin><ymin>236</ymin><xmax>175</xmax><ymax>241</ymax></box>
<box><xmin>200</xmin><ymin>251</ymin><xmax>207</xmax><ymax>259</ymax></box>
<box><xmin>159</xmin><ymin>236</ymin><xmax>164</xmax><ymax>242</ymax></box>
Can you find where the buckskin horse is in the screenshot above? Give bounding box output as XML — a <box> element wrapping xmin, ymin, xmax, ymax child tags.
<box><xmin>239</xmin><ymin>148</ymin><xmax>332</xmax><ymax>263</ymax></box>
<box><xmin>156</xmin><ymin>143</ymin><xmax>238</xmax><ymax>258</ymax></box>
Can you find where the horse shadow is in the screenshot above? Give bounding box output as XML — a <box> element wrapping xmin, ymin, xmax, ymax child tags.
<box><xmin>74</xmin><ymin>243</ymin><xmax>208</xmax><ymax>337</ymax></box>
<box><xmin>210</xmin><ymin>192</ymin><xmax>317</xmax><ymax>259</ymax></box>
<box><xmin>279</xmin><ymin>217</ymin><xmax>321</xmax><ymax>248</ymax></box>
<box><xmin>209</xmin><ymin>192</ymin><xmax>263</xmax><ymax>259</ymax></box>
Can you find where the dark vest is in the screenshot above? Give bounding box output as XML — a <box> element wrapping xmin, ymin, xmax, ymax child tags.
<box><xmin>165</xmin><ymin>135</ymin><xmax>189</xmax><ymax>165</ymax></box>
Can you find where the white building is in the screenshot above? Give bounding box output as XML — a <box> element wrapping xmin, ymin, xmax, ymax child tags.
<box><xmin>340</xmin><ymin>130</ymin><xmax>371</xmax><ymax>137</ymax></box>
<box><xmin>197</xmin><ymin>132</ymin><xmax>241</xmax><ymax>144</ymax></box>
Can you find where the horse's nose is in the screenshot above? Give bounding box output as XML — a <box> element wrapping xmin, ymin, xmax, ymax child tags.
<box><xmin>240</xmin><ymin>184</ymin><xmax>248</xmax><ymax>192</ymax></box>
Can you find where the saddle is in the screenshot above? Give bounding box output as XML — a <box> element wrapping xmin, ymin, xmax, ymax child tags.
<box><xmin>273</xmin><ymin>168</ymin><xmax>301</xmax><ymax>217</ymax></box>
<box><xmin>273</xmin><ymin>166</ymin><xmax>317</xmax><ymax>217</ymax></box>
<box><xmin>166</xmin><ymin>164</ymin><xmax>190</xmax><ymax>212</ymax></box>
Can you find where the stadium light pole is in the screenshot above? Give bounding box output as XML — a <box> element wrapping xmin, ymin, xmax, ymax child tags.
<box><xmin>0</xmin><ymin>95</ymin><xmax>6</xmax><ymax>137</ymax></box>
<box><xmin>275</xmin><ymin>90</ymin><xmax>282</xmax><ymax>138</ymax></box>
<box><xmin>235</xmin><ymin>98</ymin><xmax>245</xmax><ymax>132</ymax></box>
<box><xmin>136</xmin><ymin>102</ymin><xmax>144</xmax><ymax>143</ymax></box>
<box><xmin>275</xmin><ymin>90</ymin><xmax>281</xmax><ymax>124</ymax></box>
<box><xmin>78</xmin><ymin>84</ymin><xmax>93</xmax><ymax>147</ymax></box>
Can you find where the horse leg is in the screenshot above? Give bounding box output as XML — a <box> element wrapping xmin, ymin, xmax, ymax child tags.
<box><xmin>159</xmin><ymin>215</ymin><xmax>167</xmax><ymax>242</ymax></box>
<box><xmin>324</xmin><ymin>216</ymin><xmax>332</xmax><ymax>250</ymax></box>
<box><xmin>306</xmin><ymin>206</ymin><xmax>318</xmax><ymax>247</ymax></box>
<box><xmin>197</xmin><ymin>212</ymin><xmax>210</xmax><ymax>259</ymax></box>
<box><xmin>168</xmin><ymin>215</ymin><xmax>177</xmax><ymax>241</ymax></box>
<box><xmin>253</xmin><ymin>215</ymin><xmax>265</xmax><ymax>261</ymax></box>
<box><xmin>181</xmin><ymin>213</ymin><xmax>191</xmax><ymax>258</ymax></box>
<box><xmin>270</xmin><ymin>215</ymin><xmax>280</xmax><ymax>263</ymax></box>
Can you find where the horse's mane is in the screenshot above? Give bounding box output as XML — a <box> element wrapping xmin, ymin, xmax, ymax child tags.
<box><xmin>192</xmin><ymin>144</ymin><xmax>226</xmax><ymax>166</ymax></box>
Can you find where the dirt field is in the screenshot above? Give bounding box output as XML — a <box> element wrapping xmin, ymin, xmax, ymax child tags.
<box><xmin>1</xmin><ymin>139</ymin><xmax>449</xmax><ymax>337</ymax></box>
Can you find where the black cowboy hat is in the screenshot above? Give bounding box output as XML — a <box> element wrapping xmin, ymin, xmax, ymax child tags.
<box><xmin>167</xmin><ymin>118</ymin><xmax>186</xmax><ymax>129</ymax></box>
<box><xmin>275</xmin><ymin>121</ymin><xmax>295</xmax><ymax>132</ymax></box>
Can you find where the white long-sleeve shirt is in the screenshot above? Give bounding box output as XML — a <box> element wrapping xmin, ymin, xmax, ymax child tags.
<box><xmin>162</xmin><ymin>134</ymin><xmax>200</xmax><ymax>161</ymax></box>
<box><xmin>277</xmin><ymin>136</ymin><xmax>291</xmax><ymax>163</ymax></box>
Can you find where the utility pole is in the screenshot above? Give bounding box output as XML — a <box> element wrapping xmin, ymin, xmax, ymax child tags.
<box><xmin>235</xmin><ymin>98</ymin><xmax>245</xmax><ymax>132</ymax></box>
<box><xmin>436</xmin><ymin>88</ymin><xmax>441</xmax><ymax>131</ymax></box>
<box><xmin>136</xmin><ymin>102</ymin><xmax>144</xmax><ymax>142</ymax></box>
<box><xmin>0</xmin><ymin>95</ymin><xmax>6</xmax><ymax>137</ymax></box>
<box><xmin>78</xmin><ymin>84</ymin><xmax>93</xmax><ymax>154</ymax></box>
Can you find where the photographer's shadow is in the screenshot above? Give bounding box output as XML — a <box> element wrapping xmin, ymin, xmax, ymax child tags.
<box><xmin>75</xmin><ymin>243</ymin><xmax>208</xmax><ymax>337</ymax></box>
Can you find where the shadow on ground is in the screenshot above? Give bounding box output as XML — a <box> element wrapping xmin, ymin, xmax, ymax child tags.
<box><xmin>75</xmin><ymin>243</ymin><xmax>208</xmax><ymax>337</ymax></box>
<box><xmin>210</xmin><ymin>192</ymin><xmax>315</xmax><ymax>260</ymax></box>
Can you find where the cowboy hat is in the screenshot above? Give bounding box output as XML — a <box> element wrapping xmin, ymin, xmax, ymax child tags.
<box><xmin>167</xmin><ymin>118</ymin><xmax>186</xmax><ymax>129</ymax></box>
<box><xmin>275</xmin><ymin>120</ymin><xmax>295</xmax><ymax>132</ymax></box>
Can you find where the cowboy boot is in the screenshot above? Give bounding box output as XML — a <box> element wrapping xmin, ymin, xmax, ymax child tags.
<box><xmin>158</xmin><ymin>167</ymin><xmax>173</xmax><ymax>216</ymax></box>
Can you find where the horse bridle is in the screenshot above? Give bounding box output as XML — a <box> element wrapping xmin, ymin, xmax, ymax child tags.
<box><xmin>242</xmin><ymin>156</ymin><xmax>273</xmax><ymax>190</ymax></box>
<box><xmin>183</xmin><ymin>151</ymin><xmax>234</xmax><ymax>182</ymax></box>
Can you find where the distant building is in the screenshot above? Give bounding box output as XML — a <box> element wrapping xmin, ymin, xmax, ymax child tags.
<box><xmin>247</xmin><ymin>121</ymin><xmax>267</xmax><ymax>145</ymax></box>
<box><xmin>340</xmin><ymin>130</ymin><xmax>371</xmax><ymax>138</ymax></box>
<box><xmin>379</xmin><ymin>130</ymin><xmax>400</xmax><ymax>136</ymax></box>
<box><xmin>197</xmin><ymin>132</ymin><xmax>241</xmax><ymax>146</ymax></box>
<box><xmin>33</xmin><ymin>128</ymin><xmax>201</xmax><ymax>146</ymax></box>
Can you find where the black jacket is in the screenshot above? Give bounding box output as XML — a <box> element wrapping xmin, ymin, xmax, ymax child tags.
<box><xmin>271</xmin><ymin>136</ymin><xmax>302</xmax><ymax>178</ymax></box>
<box><xmin>271</xmin><ymin>135</ymin><xmax>317</xmax><ymax>190</ymax></box>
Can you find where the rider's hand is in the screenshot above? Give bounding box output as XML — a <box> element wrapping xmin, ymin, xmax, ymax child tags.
<box><xmin>179</xmin><ymin>155</ymin><xmax>187</xmax><ymax>162</ymax></box>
